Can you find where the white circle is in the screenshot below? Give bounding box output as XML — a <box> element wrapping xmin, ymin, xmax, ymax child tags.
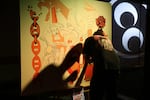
<box><xmin>114</xmin><ymin>2</ymin><xmax>138</xmax><ymax>29</ymax></box>
<box><xmin>122</xmin><ymin>27</ymin><xmax>143</xmax><ymax>52</ymax></box>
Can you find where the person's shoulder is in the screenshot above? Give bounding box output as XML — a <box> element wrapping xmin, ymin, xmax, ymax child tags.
<box><xmin>84</xmin><ymin>36</ymin><xmax>95</xmax><ymax>45</ymax></box>
<box><xmin>85</xmin><ymin>36</ymin><xmax>94</xmax><ymax>40</ymax></box>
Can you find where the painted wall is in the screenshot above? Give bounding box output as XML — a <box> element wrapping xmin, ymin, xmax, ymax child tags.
<box><xmin>20</xmin><ymin>0</ymin><xmax>112</xmax><ymax>94</ymax></box>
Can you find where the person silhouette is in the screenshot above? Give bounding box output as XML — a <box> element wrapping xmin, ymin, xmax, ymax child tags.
<box><xmin>83</xmin><ymin>16</ymin><xmax>120</xmax><ymax>100</ymax></box>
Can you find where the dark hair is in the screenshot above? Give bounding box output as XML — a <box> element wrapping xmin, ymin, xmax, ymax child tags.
<box><xmin>93</xmin><ymin>29</ymin><xmax>104</xmax><ymax>36</ymax></box>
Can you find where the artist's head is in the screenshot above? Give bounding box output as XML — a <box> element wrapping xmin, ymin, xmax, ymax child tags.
<box><xmin>96</xmin><ymin>16</ymin><xmax>105</xmax><ymax>28</ymax></box>
<box><xmin>93</xmin><ymin>29</ymin><xmax>103</xmax><ymax>40</ymax></box>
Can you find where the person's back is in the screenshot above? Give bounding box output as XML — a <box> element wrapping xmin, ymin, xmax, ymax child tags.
<box><xmin>83</xmin><ymin>36</ymin><xmax>120</xmax><ymax>100</ymax></box>
<box><xmin>83</xmin><ymin>36</ymin><xmax>106</xmax><ymax>100</ymax></box>
<box><xmin>83</xmin><ymin>15</ymin><xmax>120</xmax><ymax>100</ymax></box>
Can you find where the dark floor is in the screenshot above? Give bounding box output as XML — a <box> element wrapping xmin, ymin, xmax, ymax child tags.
<box><xmin>0</xmin><ymin>63</ymin><xmax>144</xmax><ymax>100</ymax></box>
<box><xmin>117</xmin><ymin>67</ymin><xmax>144</xmax><ymax>100</ymax></box>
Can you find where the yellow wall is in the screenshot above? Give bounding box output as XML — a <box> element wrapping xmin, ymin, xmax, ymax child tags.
<box><xmin>20</xmin><ymin>0</ymin><xmax>112</xmax><ymax>91</ymax></box>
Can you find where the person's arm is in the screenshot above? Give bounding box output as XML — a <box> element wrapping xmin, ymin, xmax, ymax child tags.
<box><xmin>101</xmin><ymin>31</ymin><xmax>108</xmax><ymax>38</ymax></box>
<box><xmin>99</xmin><ymin>35</ymin><xmax>107</xmax><ymax>39</ymax></box>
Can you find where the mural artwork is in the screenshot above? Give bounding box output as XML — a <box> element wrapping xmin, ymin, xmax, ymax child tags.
<box><xmin>20</xmin><ymin>0</ymin><xmax>112</xmax><ymax>96</ymax></box>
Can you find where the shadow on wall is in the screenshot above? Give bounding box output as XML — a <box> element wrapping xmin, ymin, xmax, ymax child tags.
<box><xmin>21</xmin><ymin>43</ymin><xmax>83</xmax><ymax>96</ymax></box>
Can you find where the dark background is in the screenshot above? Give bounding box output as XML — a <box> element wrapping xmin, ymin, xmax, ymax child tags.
<box><xmin>0</xmin><ymin>0</ymin><xmax>20</xmax><ymax>96</ymax></box>
<box><xmin>0</xmin><ymin>0</ymin><xmax>148</xmax><ymax>99</ymax></box>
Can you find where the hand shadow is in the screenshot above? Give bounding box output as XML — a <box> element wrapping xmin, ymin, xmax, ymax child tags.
<box><xmin>21</xmin><ymin>43</ymin><xmax>83</xmax><ymax>96</ymax></box>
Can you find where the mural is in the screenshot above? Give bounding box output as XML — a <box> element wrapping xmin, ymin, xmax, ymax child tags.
<box><xmin>20</xmin><ymin>0</ymin><xmax>112</xmax><ymax>95</ymax></box>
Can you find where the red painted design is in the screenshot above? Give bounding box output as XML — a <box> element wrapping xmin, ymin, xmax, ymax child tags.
<box><xmin>30</xmin><ymin>10</ymin><xmax>41</xmax><ymax>79</ymax></box>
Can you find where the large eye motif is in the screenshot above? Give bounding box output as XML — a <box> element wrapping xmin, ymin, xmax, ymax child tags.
<box><xmin>114</xmin><ymin>2</ymin><xmax>138</xmax><ymax>29</ymax></box>
<box><xmin>122</xmin><ymin>27</ymin><xmax>143</xmax><ymax>52</ymax></box>
<box><xmin>110</xmin><ymin>0</ymin><xmax>146</xmax><ymax>60</ymax></box>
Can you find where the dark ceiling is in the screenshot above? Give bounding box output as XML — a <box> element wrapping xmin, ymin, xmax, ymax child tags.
<box><xmin>99</xmin><ymin>0</ymin><xmax>149</xmax><ymax>5</ymax></box>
